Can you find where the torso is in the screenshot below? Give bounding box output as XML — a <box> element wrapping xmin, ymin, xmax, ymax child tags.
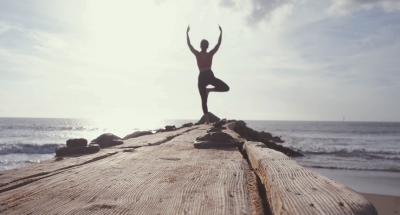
<box><xmin>196</xmin><ymin>51</ymin><xmax>214</xmax><ymax>72</ymax></box>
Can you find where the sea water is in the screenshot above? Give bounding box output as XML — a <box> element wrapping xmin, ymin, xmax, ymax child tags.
<box><xmin>245</xmin><ymin>120</ymin><xmax>400</xmax><ymax>173</ymax></box>
<box><xmin>0</xmin><ymin>117</ymin><xmax>181</xmax><ymax>171</ymax></box>
<box><xmin>1</xmin><ymin>118</ymin><xmax>399</xmax><ymax>174</ymax></box>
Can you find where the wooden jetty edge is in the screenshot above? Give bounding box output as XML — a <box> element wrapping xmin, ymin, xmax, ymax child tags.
<box><xmin>0</xmin><ymin>121</ymin><xmax>378</xmax><ymax>215</ymax></box>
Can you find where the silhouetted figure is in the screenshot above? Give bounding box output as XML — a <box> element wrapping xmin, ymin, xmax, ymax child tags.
<box><xmin>187</xmin><ymin>25</ymin><xmax>229</xmax><ymax>124</ymax></box>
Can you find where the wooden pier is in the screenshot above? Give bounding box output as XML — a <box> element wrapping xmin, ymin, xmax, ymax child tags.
<box><xmin>0</xmin><ymin>122</ymin><xmax>377</xmax><ymax>214</ymax></box>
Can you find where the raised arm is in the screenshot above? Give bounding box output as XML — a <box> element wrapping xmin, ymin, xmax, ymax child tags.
<box><xmin>210</xmin><ymin>25</ymin><xmax>222</xmax><ymax>55</ymax></box>
<box><xmin>187</xmin><ymin>25</ymin><xmax>198</xmax><ymax>55</ymax></box>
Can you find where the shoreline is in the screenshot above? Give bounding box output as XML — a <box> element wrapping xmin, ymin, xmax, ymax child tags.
<box><xmin>360</xmin><ymin>193</ymin><xmax>400</xmax><ymax>215</ymax></box>
<box><xmin>1</xmin><ymin>118</ymin><xmax>398</xmax><ymax>214</ymax></box>
<box><xmin>0</xmin><ymin>122</ymin><xmax>378</xmax><ymax>214</ymax></box>
<box><xmin>306</xmin><ymin>168</ymin><xmax>400</xmax><ymax>215</ymax></box>
<box><xmin>309</xmin><ymin>167</ymin><xmax>400</xmax><ymax>197</ymax></box>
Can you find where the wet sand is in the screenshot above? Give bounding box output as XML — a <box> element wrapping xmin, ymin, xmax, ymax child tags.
<box><xmin>309</xmin><ymin>168</ymin><xmax>400</xmax><ymax>196</ymax></box>
<box><xmin>309</xmin><ymin>168</ymin><xmax>400</xmax><ymax>215</ymax></box>
<box><xmin>361</xmin><ymin>193</ymin><xmax>400</xmax><ymax>215</ymax></box>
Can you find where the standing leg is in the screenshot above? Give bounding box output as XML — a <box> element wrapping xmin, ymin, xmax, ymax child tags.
<box><xmin>198</xmin><ymin>78</ymin><xmax>210</xmax><ymax>124</ymax></box>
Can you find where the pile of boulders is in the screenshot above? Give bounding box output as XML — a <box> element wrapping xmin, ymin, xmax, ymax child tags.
<box><xmin>234</xmin><ymin>120</ymin><xmax>303</xmax><ymax>157</ymax></box>
<box><xmin>196</xmin><ymin>120</ymin><xmax>236</xmax><ymax>143</ymax></box>
<box><xmin>197</xmin><ymin>112</ymin><xmax>220</xmax><ymax>124</ymax></box>
<box><xmin>194</xmin><ymin>121</ymin><xmax>240</xmax><ymax>149</ymax></box>
<box><xmin>196</xmin><ymin>129</ymin><xmax>234</xmax><ymax>142</ymax></box>
<box><xmin>55</xmin><ymin>138</ymin><xmax>100</xmax><ymax>157</ymax></box>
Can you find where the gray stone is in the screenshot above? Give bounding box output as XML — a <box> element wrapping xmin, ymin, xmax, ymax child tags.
<box><xmin>198</xmin><ymin>112</ymin><xmax>220</xmax><ymax>124</ymax></box>
<box><xmin>123</xmin><ymin>131</ymin><xmax>152</xmax><ymax>140</ymax></box>
<box><xmin>181</xmin><ymin>122</ymin><xmax>194</xmax><ymax>128</ymax></box>
<box><xmin>165</xmin><ymin>125</ymin><xmax>176</xmax><ymax>131</ymax></box>
<box><xmin>236</xmin><ymin>120</ymin><xmax>246</xmax><ymax>127</ymax></box>
<box><xmin>90</xmin><ymin>133</ymin><xmax>122</xmax><ymax>148</ymax></box>
<box><xmin>55</xmin><ymin>145</ymin><xmax>100</xmax><ymax>157</ymax></box>
<box><xmin>196</xmin><ymin>134</ymin><xmax>210</xmax><ymax>141</ymax></box>
<box><xmin>207</xmin><ymin>128</ymin><xmax>222</xmax><ymax>133</ymax></box>
<box><xmin>213</xmin><ymin>120</ymin><xmax>226</xmax><ymax>129</ymax></box>
<box><xmin>196</xmin><ymin>132</ymin><xmax>234</xmax><ymax>143</ymax></box>
<box><xmin>209</xmin><ymin>132</ymin><xmax>234</xmax><ymax>142</ymax></box>
<box><xmin>66</xmin><ymin>138</ymin><xmax>88</xmax><ymax>148</ymax></box>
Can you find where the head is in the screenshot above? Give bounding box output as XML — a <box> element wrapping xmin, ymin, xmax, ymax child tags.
<box><xmin>200</xmin><ymin>39</ymin><xmax>209</xmax><ymax>51</ymax></box>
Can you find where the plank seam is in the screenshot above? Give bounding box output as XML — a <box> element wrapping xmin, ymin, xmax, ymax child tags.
<box><xmin>238</xmin><ymin>143</ymin><xmax>272</xmax><ymax>215</ymax></box>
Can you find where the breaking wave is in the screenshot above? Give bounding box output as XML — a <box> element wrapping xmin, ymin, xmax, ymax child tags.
<box><xmin>290</xmin><ymin>145</ymin><xmax>400</xmax><ymax>160</ymax></box>
<box><xmin>304</xmin><ymin>165</ymin><xmax>400</xmax><ymax>173</ymax></box>
<box><xmin>0</xmin><ymin>143</ymin><xmax>64</xmax><ymax>154</ymax></box>
<box><xmin>0</xmin><ymin>125</ymin><xmax>98</xmax><ymax>132</ymax></box>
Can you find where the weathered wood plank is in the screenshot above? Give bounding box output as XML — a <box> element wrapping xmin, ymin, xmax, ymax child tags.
<box><xmin>0</xmin><ymin>126</ymin><xmax>195</xmax><ymax>187</ymax></box>
<box><xmin>0</xmin><ymin>125</ymin><xmax>264</xmax><ymax>215</ymax></box>
<box><xmin>243</xmin><ymin>141</ymin><xmax>378</xmax><ymax>215</ymax></box>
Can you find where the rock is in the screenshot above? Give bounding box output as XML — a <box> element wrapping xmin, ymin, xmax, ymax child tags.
<box><xmin>274</xmin><ymin>145</ymin><xmax>303</xmax><ymax>157</ymax></box>
<box><xmin>55</xmin><ymin>145</ymin><xmax>100</xmax><ymax>157</ymax></box>
<box><xmin>236</xmin><ymin>120</ymin><xmax>246</xmax><ymax>127</ymax></box>
<box><xmin>196</xmin><ymin>132</ymin><xmax>234</xmax><ymax>143</ymax></box>
<box><xmin>233</xmin><ymin>122</ymin><xmax>303</xmax><ymax>157</ymax></box>
<box><xmin>123</xmin><ymin>131</ymin><xmax>152</xmax><ymax>140</ymax></box>
<box><xmin>181</xmin><ymin>122</ymin><xmax>193</xmax><ymax>128</ymax></box>
<box><xmin>209</xmin><ymin>132</ymin><xmax>234</xmax><ymax>142</ymax></box>
<box><xmin>196</xmin><ymin>134</ymin><xmax>210</xmax><ymax>141</ymax></box>
<box><xmin>194</xmin><ymin>140</ymin><xmax>239</xmax><ymax>149</ymax></box>
<box><xmin>207</xmin><ymin>128</ymin><xmax>222</xmax><ymax>133</ymax></box>
<box><xmin>111</xmin><ymin>140</ymin><xmax>124</xmax><ymax>146</ymax></box>
<box><xmin>90</xmin><ymin>133</ymin><xmax>122</xmax><ymax>148</ymax></box>
<box><xmin>262</xmin><ymin>140</ymin><xmax>277</xmax><ymax>148</ymax></box>
<box><xmin>221</xmin><ymin>119</ymin><xmax>228</xmax><ymax>124</ymax></box>
<box><xmin>154</xmin><ymin>128</ymin><xmax>165</xmax><ymax>133</ymax></box>
<box><xmin>92</xmin><ymin>139</ymin><xmax>123</xmax><ymax>148</ymax></box>
<box><xmin>258</xmin><ymin>131</ymin><xmax>273</xmax><ymax>141</ymax></box>
<box><xmin>66</xmin><ymin>138</ymin><xmax>88</xmax><ymax>148</ymax></box>
<box><xmin>213</xmin><ymin>120</ymin><xmax>226</xmax><ymax>129</ymax></box>
<box><xmin>198</xmin><ymin>112</ymin><xmax>220</xmax><ymax>124</ymax></box>
<box><xmin>165</xmin><ymin>125</ymin><xmax>176</xmax><ymax>131</ymax></box>
<box><xmin>272</xmin><ymin>136</ymin><xmax>284</xmax><ymax>143</ymax></box>
<box><xmin>194</xmin><ymin>132</ymin><xmax>239</xmax><ymax>149</ymax></box>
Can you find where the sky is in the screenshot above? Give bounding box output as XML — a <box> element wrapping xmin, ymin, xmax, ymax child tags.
<box><xmin>0</xmin><ymin>0</ymin><xmax>399</xmax><ymax>122</ymax></box>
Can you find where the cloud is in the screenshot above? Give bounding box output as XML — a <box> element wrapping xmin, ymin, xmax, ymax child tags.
<box><xmin>0</xmin><ymin>21</ymin><xmax>23</xmax><ymax>35</ymax></box>
<box><xmin>328</xmin><ymin>0</ymin><xmax>400</xmax><ymax>15</ymax></box>
<box><xmin>219</xmin><ymin>0</ymin><xmax>235</xmax><ymax>8</ymax></box>
<box><xmin>29</xmin><ymin>31</ymin><xmax>66</xmax><ymax>50</ymax></box>
<box><xmin>246</xmin><ymin>0</ymin><xmax>297</xmax><ymax>24</ymax></box>
<box><xmin>153</xmin><ymin>0</ymin><xmax>166</xmax><ymax>5</ymax></box>
<box><xmin>218</xmin><ymin>0</ymin><xmax>299</xmax><ymax>25</ymax></box>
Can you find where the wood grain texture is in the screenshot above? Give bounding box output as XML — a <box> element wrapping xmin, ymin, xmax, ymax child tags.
<box><xmin>243</xmin><ymin>141</ymin><xmax>378</xmax><ymax>215</ymax></box>
<box><xmin>1</xmin><ymin>121</ymin><xmax>378</xmax><ymax>215</ymax></box>
<box><xmin>0</xmin><ymin>125</ymin><xmax>264</xmax><ymax>215</ymax></box>
<box><xmin>0</xmin><ymin>126</ymin><xmax>195</xmax><ymax>187</ymax></box>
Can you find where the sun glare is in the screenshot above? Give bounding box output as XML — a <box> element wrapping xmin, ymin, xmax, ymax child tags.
<box><xmin>81</xmin><ymin>0</ymin><xmax>178</xmax><ymax>70</ymax></box>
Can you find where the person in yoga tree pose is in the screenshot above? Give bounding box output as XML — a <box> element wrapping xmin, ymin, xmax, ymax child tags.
<box><xmin>186</xmin><ymin>25</ymin><xmax>229</xmax><ymax>124</ymax></box>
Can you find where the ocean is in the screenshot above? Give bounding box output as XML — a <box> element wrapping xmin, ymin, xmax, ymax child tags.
<box><xmin>1</xmin><ymin>118</ymin><xmax>400</xmax><ymax>174</ymax></box>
